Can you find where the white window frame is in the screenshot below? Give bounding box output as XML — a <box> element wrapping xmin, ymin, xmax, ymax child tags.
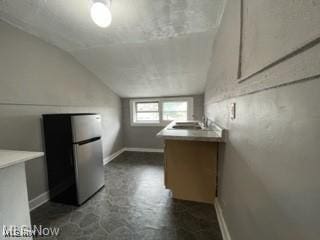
<box><xmin>130</xmin><ymin>97</ymin><xmax>194</xmax><ymax>126</ymax></box>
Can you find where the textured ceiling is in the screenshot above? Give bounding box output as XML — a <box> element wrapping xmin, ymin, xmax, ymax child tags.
<box><xmin>0</xmin><ymin>0</ymin><xmax>225</xmax><ymax>97</ymax></box>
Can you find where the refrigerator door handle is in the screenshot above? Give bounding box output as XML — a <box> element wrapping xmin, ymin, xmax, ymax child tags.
<box><xmin>75</xmin><ymin>137</ymin><xmax>101</xmax><ymax>146</ymax></box>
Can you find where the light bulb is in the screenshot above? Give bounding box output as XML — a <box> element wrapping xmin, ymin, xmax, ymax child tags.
<box><xmin>90</xmin><ymin>2</ymin><xmax>112</xmax><ymax>28</ymax></box>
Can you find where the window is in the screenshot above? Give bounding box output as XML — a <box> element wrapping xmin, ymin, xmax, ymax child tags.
<box><xmin>130</xmin><ymin>97</ymin><xmax>193</xmax><ymax>126</ymax></box>
<box><xmin>135</xmin><ymin>102</ymin><xmax>159</xmax><ymax>122</ymax></box>
<box><xmin>162</xmin><ymin>101</ymin><xmax>188</xmax><ymax>121</ymax></box>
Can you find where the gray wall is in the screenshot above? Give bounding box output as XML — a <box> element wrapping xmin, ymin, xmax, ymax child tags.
<box><xmin>205</xmin><ymin>1</ymin><xmax>320</xmax><ymax>240</ymax></box>
<box><xmin>122</xmin><ymin>95</ymin><xmax>204</xmax><ymax>149</ymax></box>
<box><xmin>0</xmin><ymin>21</ymin><xmax>123</xmax><ymax>200</ymax></box>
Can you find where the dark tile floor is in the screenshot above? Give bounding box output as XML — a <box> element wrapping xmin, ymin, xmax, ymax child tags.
<box><xmin>31</xmin><ymin>152</ymin><xmax>222</xmax><ymax>240</ymax></box>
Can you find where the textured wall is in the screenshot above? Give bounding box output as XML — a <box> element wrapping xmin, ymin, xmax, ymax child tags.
<box><xmin>0</xmin><ymin>21</ymin><xmax>123</xmax><ymax>200</ymax></box>
<box><xmin>122</xmin><ymin>95</ymin><xmax>204</xmax><ymax>149</ymax></box>
<box><xmin>206</xmin><ymin>0</ymin><xmax>320</xmax><ymax>104</ymax></box>
<box><xmin>205</xmin><ymin>0</ymin><xmax>320</xmax><ymax>240</ymax></box>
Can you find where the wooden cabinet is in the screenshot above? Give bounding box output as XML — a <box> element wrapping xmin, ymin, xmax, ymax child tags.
<box><xmin>164</xmin><ymin>139</ymin><xmax>218</xmax><ymax>204</ymax></box>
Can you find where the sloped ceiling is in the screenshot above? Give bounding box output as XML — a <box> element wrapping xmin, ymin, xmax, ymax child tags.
<box><xmin>0</xmin><ymin>0</ymin><xmax>225</xmax><ymax>97</ymax></box>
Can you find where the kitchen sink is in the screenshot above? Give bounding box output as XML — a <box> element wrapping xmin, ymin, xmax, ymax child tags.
<box><xmin>169</xmin><ymin>121</ymin><xmax>203</xmax><ymax>130</ymax></box>
<box><xmin>171</xmin><ymin>125</ymin><xmax>202</xmax><ymax>130</ymax></box>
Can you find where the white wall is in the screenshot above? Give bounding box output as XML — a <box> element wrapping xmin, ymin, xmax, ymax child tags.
<box><xmin>205</xmin><ymin>1</ymin><xmax>320</xmax><ymax>240</ymax></box>
<box><xmin>0</xmin><ymin>21</ymin><xmax>123</xmax><ymax>200</ymax></box>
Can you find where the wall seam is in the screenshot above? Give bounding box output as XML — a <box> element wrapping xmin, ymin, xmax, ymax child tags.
<box><xmin>237</xmin><ymin>4</ymin><xmax>320</xmax><ymax>83</ymax></box>
<box><xmin>206</xmin><ymin>73</ymin><xmax>320</xmax><ymax>105</ymax></box>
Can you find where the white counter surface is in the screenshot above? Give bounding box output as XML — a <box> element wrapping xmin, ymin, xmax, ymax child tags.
<box><xmin>157</xmin><ymin>121</ymin><xmax>224</xmax><ymax>142</ymax></box>
<box><xmin>0</xmin><ymin>149</ymin><xmax>44</xmax><ymax>169</ymax></box>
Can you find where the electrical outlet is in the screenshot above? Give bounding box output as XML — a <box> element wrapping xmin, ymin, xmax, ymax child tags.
<box><xmin>230</xmin><ymin>102</ymin><xmax>236</xmax><ymax>120</ymax></box>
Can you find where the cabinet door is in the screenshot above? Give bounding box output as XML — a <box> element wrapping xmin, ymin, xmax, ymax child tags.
<box><xmin>165</xmin><ymin>140</ymin><xmax>217</xmax><ymax>204</ymax></box>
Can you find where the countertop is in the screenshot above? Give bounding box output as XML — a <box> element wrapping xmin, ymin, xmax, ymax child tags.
<box><xmin>156</xmin><ymin>121</ymin><xmax>224</xmax><ymax>142</ymax></box>
<box><xmin>0</xmin><ymin>149</ymin><xmax>44</xmax><ymax>169</ymax></box>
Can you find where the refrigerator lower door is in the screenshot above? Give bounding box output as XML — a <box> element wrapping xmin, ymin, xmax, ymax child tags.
<box><xmin>73</xmin><ymin>138</ymin><xmax>104</xmax><ymax>204</ymax></box>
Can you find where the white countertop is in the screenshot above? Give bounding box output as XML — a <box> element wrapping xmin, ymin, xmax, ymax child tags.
<box><xmin>157</xmin><ymin>121</ymin><xmax>224</xmax><ymax>142</ymax></box>
<box><xmin>0</xmin><ymin>150</ymin><xmax>44</xmax><ymax>169</ymax></box>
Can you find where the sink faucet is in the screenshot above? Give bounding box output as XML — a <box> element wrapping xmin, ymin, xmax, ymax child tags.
<box><xmin>202</xmin><ymin>116</ymin><xmax>209</xmax><ymax>128</ymax></box>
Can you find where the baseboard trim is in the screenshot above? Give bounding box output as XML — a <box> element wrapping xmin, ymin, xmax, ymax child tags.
<box><xmin>29</xmin><ymin>147</ymin><xmax>164</xmax><ymax>211</ymax></box>
<box><xmin>29</xmin><ymin>191</ymin><xmax>50</xmax><ymax>211</ymax></box>
<box><xmin>103</xmin><ymin>148</ymin><xmax>125</xmax><ymax>165</ymax></box>
<box><xmin>124</xmin><ymin>147</ymin><xmax>164</xmax><ymax>153</ymax></box>
<box><xmin>215</xmin><ymin>198</ymin><xmax>232</xmax><ymax>240</ymax></box>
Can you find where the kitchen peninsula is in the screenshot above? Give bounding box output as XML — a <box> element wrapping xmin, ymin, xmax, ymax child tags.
<box><xmin>0</xmin><ymin>150</ymin><xmax>44</xmax><ymax>238</ymax></box>
<box><xmin>157</xmin><ymin>121</ymin><xmax>224</xmax><ymax>204</ymax></box>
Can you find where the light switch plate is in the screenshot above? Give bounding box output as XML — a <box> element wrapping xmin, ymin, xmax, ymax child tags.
<box><xmin>230</xmin><ymin>102</ymin><xmax>236</xmax><ymax>120</ymax></box>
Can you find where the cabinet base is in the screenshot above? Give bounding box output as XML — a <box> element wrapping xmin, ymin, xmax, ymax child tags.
<box><xmin>164</xmin><ymin>140</ymin><xmax>218</xmax><ymax>204</ymax></box>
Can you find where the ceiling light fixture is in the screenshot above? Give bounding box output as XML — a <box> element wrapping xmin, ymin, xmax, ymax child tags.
<box><xmin>90</xmin><ymin>0</ymin><xmax>112</xmax><ymax>28</ymax></box>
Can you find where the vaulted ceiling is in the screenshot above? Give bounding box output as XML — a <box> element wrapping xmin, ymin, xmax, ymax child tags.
<box><xmin>0</xmin><ymin>0</ymin><xmax>225</xmax><ymax>97</ymax></box>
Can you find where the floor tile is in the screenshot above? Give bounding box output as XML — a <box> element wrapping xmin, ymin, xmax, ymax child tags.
<box><xmin>31</xmin><ymin>151</ymin><xmax>222</xmax><ymax>240</ymax></box>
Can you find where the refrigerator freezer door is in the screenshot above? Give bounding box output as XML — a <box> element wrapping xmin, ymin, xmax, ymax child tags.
<box><xmin>73</xmin><ymin>138</ymin><xmax>104</xmax><ymax>204</ymax></box>
<box><xmin>71</xmin><ymin>115</ymin><xmax>102</xmax><ymax>143</ymax></box>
